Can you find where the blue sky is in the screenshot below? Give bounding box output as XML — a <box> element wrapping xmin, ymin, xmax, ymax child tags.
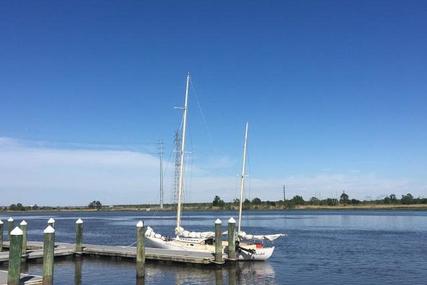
<box><xmin>1</xmin><ymin>1</ymin><xmax>426</xmax><ymax>205</ymax></box>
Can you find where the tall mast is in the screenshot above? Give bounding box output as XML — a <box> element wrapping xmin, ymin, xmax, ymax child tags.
<box><xmin>238</xmin><ymin>122</ymin><xmax>249</xmax><ymax>233</ymax></box>
<box><xmin>176</xmin><ymin>73</ymin><xmax>190</xmax><ymax>230</ymax></box>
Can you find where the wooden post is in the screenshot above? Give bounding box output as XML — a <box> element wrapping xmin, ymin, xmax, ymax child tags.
<box><xmin>136</xmin><ymin>277</ymin><xmax>145</xmax><ymax>285</ymax></box>
<box><xmin>20</xmin><ymin>220</ymin><xmax>28</xmax><ymax>256</ymax></box>
<box><xmin>0</xmin><ymin>220</ymin><xmax>3</xmax><ymax>252</ymax></box>
<box><xmin>43</xmin><ymin>225</ymin><xmax>55</xmax><ymax>284</ymax></box>
<box><xmin>75</xmin><ymin>218</ymin><xmax>83</xmax><ymax>253</ymax></box>
<box><xmin>7</xmin><ymin>227</ymin><xmax>23</xmax><ymax>285</ymax></box>
<box><xmin>136</xmin><ymin>220</ymin><xmax>145</xmax><ymax>279</ymax></box>
<box><xmin>215</xmin><ymin>218</ymin><xmax>223</xmax><ymax>263</ymax></box>
<box><xmin>215</xmin><ymin>269</ymin><xmax>223</xmax><ymax>285</ymax></box>
<box><xmin>74</xmin><ymin>255</ymin><xmax>82</xmax><ymax>285</ymax></box>
<box><xmin>7</xmin><ymin>217</ymin><xmax>14</xmax><ymax>239</ymax></box>
<box><xmin>228</xmin><ymin>263</ymin><xmax>237</xmax><ymax>285</ymax></box>
<box><xmin>227</xmin><ymin>217</ymin><xmax>236</xmax><ymax>260</ymax></box>
<box><xmin>48</xmin><ymin>218</ymin><xmax>55</xmax><ymax>228</ymax></box>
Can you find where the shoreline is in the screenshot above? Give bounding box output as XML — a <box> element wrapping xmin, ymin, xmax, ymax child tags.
<box><xmin>2</xmin><ymin>204</ymin><xmax>427</xmax><ymax>213</ymax></box>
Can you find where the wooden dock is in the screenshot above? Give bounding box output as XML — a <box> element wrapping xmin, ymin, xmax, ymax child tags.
<box><xmin>84</xmin><ymin>243</ymin><xmax>215</xmax><ymax>264</ymax></box>
<box><xmin>0</xmin><ymin>218</ymin><xmax>233</xmax><ymax>282</ymax></box>
<box><xmin>0</xmin><ymin>270</ymin><xmax>42</xmax><ymax>285</ymax></box>
<box><xmin>0</xmin><ymin>241</ymin><xmax>75</xmax><ymax>263</ymax></box>
<box><xmin>1</xmin><ymin>241</ymin><xmax>218</xmax><ymax>265</ymax></box>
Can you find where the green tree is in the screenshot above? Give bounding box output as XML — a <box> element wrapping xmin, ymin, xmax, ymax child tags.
<box><xmin>350</xmin><ymin>199</ymin><xmax>360</xmax><ymax>205</ymax></box>
<box><xmin>291</xmin><ymin>195</ymin><xmax>305</xmax><ymax>205</ymax></box>
<box><xmin>8</xmin><ymin>203</ymin><xmax>25</xmax><ymax>211</ymax></box>
<box><xmin>212</xmin><ymin>196</ymin><xmax>225</xmax><ymax>208</ymax></box>
<box><xmin>88</xmin><ymin>200</ymin><xmax>103</xmax><ymax>210</ymax></box>
<box><xmin>384</xmin><ymin>196</ymin><xmax>391</xmax><ymax>204</ymax></box>
<box><xmin>95</xmin><ymin>201</ymin><xmax>102</xmax><ymax>210</ymax></box>
<box><xmin>252</xmin><ymin>197</ymin><xmax>262</xmax><ymax>205</ymax></box>
<box><xmin>243</xmin><ymin>198</ymin><xmax>251</xmax><ymax>209</ymax></box>
<box><xmin>309</xmin><ymin>197</ymin><xmax>320</xmax><ymax>205</ymax></box>
<box><xmin>325</xmin><ymin>198</ymin><xmax>339</xmax><ymax>206</ymax></box>
<box><xmin>384</xmin><ymin>194</ymin><xmax>397</xmax><ymax>204</ymax></box>
<box><xmin>340</xmin><ymin>192</ymin><xmax>349</xmax><ymax>205</ymax></box>
<box><xmin>401</xmin><ymin>193</ymin><xmax>414</xmax><ymax>205</ymax></box>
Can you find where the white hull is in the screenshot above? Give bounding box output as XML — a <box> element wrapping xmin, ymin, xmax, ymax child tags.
<box><xmin>146</xmin><ymin>235</ymin><xmax>274</xmax><ymax>261</ymax></box>
<box><xmin>146</xmin><ymin>236</ymin><xmax>213</xmax><ymax>252</ymax></box>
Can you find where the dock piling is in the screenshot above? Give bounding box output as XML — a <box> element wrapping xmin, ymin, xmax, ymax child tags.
<box><xmin>227</xmin><ymin>217</ymin><xmax>236</xmax><ymax>260</ymax></box>
<box><xmin>215</xmin><ymin>269</ymin><xmax>224</xmax><ymax>285</ymax></box>
<box><xmin>20</xmin><ymin>220</ymin><xmax>28</xmax><ymax>256</ymax></box>
<box><xmin>75</xmin><ymin>218</ymin><xmax>83</xmax><ymax>253</ymax></box>
<box><xmin>228</xmin><ymin>263</ymin><xmax>237</xmax><ymax>285</ymax></box>
<box><xmin>42</xmin><ymin>225</ymin><xmax>55</xmax><ymax>284</ymax></box>
<box><xmin>74</xmin><ymin>255</ymin><xmax>82</xmax><ymax>285</ymax></box>
<box><xmin>136</xmin><ymin>220</ymin><xmax>145</xmax><ymax>279</ymax></box>
<box><xmin>7</xmin><ymin>227</ymin><xmax>23</xmax><ymax>285</ymax></box>
<box><xmin>48</xmin><ymin>218</ymin><xmax>55</xmax><ymax>228</ymax></box>
<box><xmin>214</xmin><ymin>219</ymin><xmax>223</xmax><ymax>263</ymax></box>
<box><xmin>0</xmin><ymin>220</ymin><xmax>3</xmax><ymax>252</ymax></box>
<box><xmin>7</xmin><ymin>217</ymin><xmax>14</xmax><ymax>239</ymax></box>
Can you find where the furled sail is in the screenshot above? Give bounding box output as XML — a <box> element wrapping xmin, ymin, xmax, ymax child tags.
<box><xmin>145</xmin><ymin>226</ymin><xmax>167</xmax><ymax>240</ymax></box>
<box><xmin>175</xmin><ymin>226</ymin><xmax>215</xmax><ymax>239</ymax></box>
<box><xmin>238</xmin><ymin>231</ymin><xmax>286</xmax><ymax>241</ymax></box>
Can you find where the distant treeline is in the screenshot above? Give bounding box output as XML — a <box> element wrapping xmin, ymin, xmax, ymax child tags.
<box><xmin>2</xmin><ymin>193</ymin><xmax>427</xmax><ymax>211</ymax></box>
<box><xmin>209</xmin><ymin>193</ymin><xmax>427</xmax><ymax>209</ymax></box>
<box><xmin>283</xmin><ymin>192</ymin><xmax>427</xmax><ymax>207</ymax></box>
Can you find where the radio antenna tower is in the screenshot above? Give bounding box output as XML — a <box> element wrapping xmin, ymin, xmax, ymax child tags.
<box><xmin>173</xmin><ymin>130</ymin><xmax>181</xmax><ymax>204</ymax></box>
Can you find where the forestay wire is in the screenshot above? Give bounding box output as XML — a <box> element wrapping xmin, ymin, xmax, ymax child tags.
<box><xmin>189</xmin><ymin>77</ymin><xmax>214</xmax><ymax>150</ymax></box>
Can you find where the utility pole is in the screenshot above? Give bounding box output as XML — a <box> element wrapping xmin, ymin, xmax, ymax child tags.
<box><xmin>159</xmin><ymin>140</ymin><xmax>164</xmax><ymax>209</ymax></box>
<box><xmin>283</xmin><ymin>184</ymin><xmax>286</xmax><ymax>201</ymax></box>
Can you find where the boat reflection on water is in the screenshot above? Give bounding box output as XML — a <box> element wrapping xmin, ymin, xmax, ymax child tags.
<box><xmin>11</xmin><ymin>257</ymin><xmax>275</xmax><ymax>284</ymax></box>
<box><xmin>227</xmin><ymin>262</ymin><xmax>276</xmax><ymax>285</ymax></box>
<box><xmin>131</xmin><ymin>260</ymin><xmax>276</xmax><ymax>285</ymax></box>
<box><xmin>170</xmin><ymin>262</ymin><xmax>276</xmax><ymax>285</ymax></box>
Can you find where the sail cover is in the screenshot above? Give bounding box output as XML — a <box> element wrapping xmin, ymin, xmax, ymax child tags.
<box><xmin>145</xmin><ymin>226</ymin><xmax>167</xmax><ymax>240</ymax></box>
<box><xmin>238</xmin><ymin>231</ymin><xmax>286</xmax><ymax>241</ymax></box>
<box><xmin>175</xmin><ymin>226</ymin><xmax>215</xmax><ymax>239</ymax></box>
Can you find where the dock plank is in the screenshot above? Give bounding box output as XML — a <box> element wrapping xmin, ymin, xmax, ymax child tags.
<box><xmin>83</xmin><ymin>244</ymin><xmax>215</xmax><ymax>264</ymax></box>
<box><xmin>0</xmin><ymin>242</ymin><xmax>75</xmax><ymax>263</ymax></box>
<box><xmin>1</xmin><ymin>241</ymin><xmax>218</xmax><ymax>265</ymax></box>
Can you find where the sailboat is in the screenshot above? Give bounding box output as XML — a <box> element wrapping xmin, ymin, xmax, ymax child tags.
<box><xmin>144</xmin><ymin>74</ymin><xmax>284</xmax><ymax>260</ymax></box>
<box><xmin>233</xmin><ymin>122</ymin><xmax>285</xmax><ymax>260</ymax></box>
<box><xmin>145</xmin><ymin>73</ymin><xmax>217</xmax><ymax>251</ymax></box>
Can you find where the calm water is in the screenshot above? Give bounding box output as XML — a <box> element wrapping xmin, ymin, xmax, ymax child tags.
<box><xmin>1</xmin><ymin>210</ymin><xmax>427</xmax><ymax>284</ymax></box>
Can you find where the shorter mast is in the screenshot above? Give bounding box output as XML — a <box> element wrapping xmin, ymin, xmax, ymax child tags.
<box><xmin>238</xmin><ymin>122</ymin><xmax>249</xmax><ymax>233</ymax></box>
